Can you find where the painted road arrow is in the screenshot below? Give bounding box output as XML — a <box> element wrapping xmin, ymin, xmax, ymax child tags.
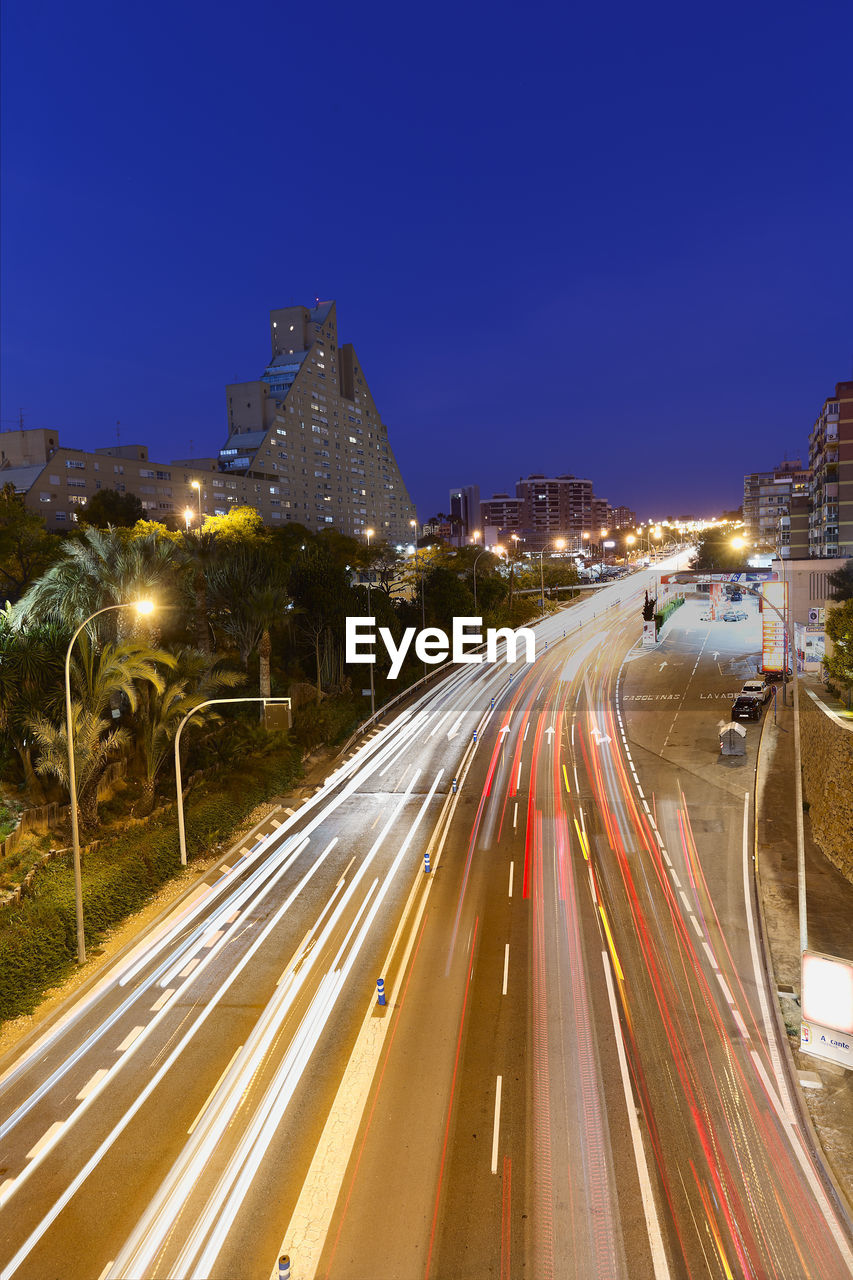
<box><xmin>447</xmin><ymin>714</ymin><xmax>464</xmax><ymax>740</ymax></box>
<box><xmin>545</xmin><ymin>726</ymin><xmax>556</xmax><ymax>743</ymax></box>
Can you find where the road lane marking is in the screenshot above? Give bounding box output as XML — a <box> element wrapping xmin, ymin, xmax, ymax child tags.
<box><xmin>513</xmin><ymin>802</ymin><xmax>518</xmax><ymax>829</ymax></box>
<box><xmin>76</xmin><ymin>1069</ymin><xmax>109</xmax><ymax>1101</ymax></box>
<box><xmin>688</xmin><ymin>914</ymin><xmax>703</xmax><ymax>940</ymax></box>
<box><xmin>716</xmin><ymin>975</ymin><xmax>734</xmax><ymax>1006</ymax></box>
<box><xmin>562</xmin><ymin>763</ymin><xmax>570</xmax><ymax>793</ymax></box>
<box><xmin>187</xmin><ymin>1045</ymin><xmax>243</xmax><ymax>1135</ymax></box>
<box><xmin>601</xmin><ymin>952</ymin><xmax>671</xmax><ymax>1280</ymax></box>
<box><xmin>678</xmin><ymin>889</ymin><xmax>691</xmax><ymax>912</ymax></box>
<box><xmin>150</xmin><ymin>989</ymin><xmax>175</xmax><ymax>1012</ymax></box>
<box><xmin>702</xmin><ymin>941</ymin><xmax>717</xmax><ymax>969</ymax></box>
<box><xmin>201</xmin><ymin>930</ymin><xmax>223</xmax><ymax>948</ymax></box>
<box><xmin>115</xmin><ymin>1025</ymin><xmax>144</xmax><ymax>1053</ymax></box>
<box><xmin>178</xmin><ymin>958</ymin><xmax>200</xmax><ymax>978</ymax></box>
<box><xmin>523</xmin><ymin>722</ymin><xmax>530</xmax><ymax>742</ymax></box>
<box><xmin>491</xmin><ymin>1076</ymin><xmax>503</xmax><ymax>1174</ymax></box>
<box><xmin>508</xmin><ymin>862</ymin><xmax>514</xmax><ymax>897</ymax></box>
<box><xmin>502</xmin><ymin>945</ymin><xmax>509</xmax><ymax>995</ymax></box>
<box><xmin>26</xmin><ymin>1121</ymin><xmax>65</xmax><ymax>1161</ymax></box>
<box><xmin>96</xmin><ymin>1263</ymin><xmax>115</xmax><ymax>1280</ymax></box>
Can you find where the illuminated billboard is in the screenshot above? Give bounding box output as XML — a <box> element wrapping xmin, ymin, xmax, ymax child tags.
<box><xmin>761</xmin><ymin>581</ymin><xmax>788</xmax><ymax>673</ymax></box>
<box><xmin>801</xmin><ymin>951</ymin><xmax>853</xmax><ymax>1070</ymax></box>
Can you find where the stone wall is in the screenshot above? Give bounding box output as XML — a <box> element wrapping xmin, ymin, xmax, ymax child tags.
<box><xmin>799</xmin><ymin>693</ymin><xmax>853</xmax><ymax>884</ymax></box>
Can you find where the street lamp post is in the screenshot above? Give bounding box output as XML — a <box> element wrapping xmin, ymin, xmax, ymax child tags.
<box><xmin>472</xmin><ymin>547</ymin><xmax>491</xmax><ymax>613</ymax></box>
<box><xmin>191</xmin><ymin>480</ymin><xmax>202</xmax><ymax>523</ymax></box>
<box><xmin>743</xmin><ymin>572</ymin><xmax>807</xmax><ymax>956</ymax></box>
<box><xmin>410</xmin><ymin>519</ymin><xmax>426</xmax><ymax>677</ymax></box>
<box><xmin>538</xmin><ymin>537</ymin><xmax>566</xmax><ymax>608</ymax></box>
<box><xmin>65</xmin><ymin>599</ymin><xmax>154</xmax><ymax>964</ymax></box>
<box><xmin>174</xmin><ymin>697</ymin><xmax>291</xmax><ymax>865</ymax></box>
<box><xmin>183</xmin><ymin>508</ymin><xmax>193</xmax><ymax>532</ymax></box>
<box><xmin>364</xmin><ymin>528</ymin><xmax>376</xmax><ymax>716</ymax></box>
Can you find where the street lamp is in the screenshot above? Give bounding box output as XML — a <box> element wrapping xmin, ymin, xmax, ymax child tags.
<box><xmin>183</xmin><ymin>508</ymin><xmax>193</xmax><ymax>532</ymax></box>
<box><xmin>538</xmin><ymin>537</ymin><xmax>566</xmax><ymax>608</ymax></box>
<box><xmin>65</xmin><ymin>599</ymin><xmax>155</xmax><ymax>964</ymax></box>
<box><xmin>472</xmin><ymin>547</ymin><xmax>491</xmax><ymax>613</ymax></box>
<box><xmin>743</xmin><ymin>576</ymin><xmax>806</xmax><ymax>955</ymax></box>
<box><xmin>174</xmin><ymin>697</ymin><xmax>291</xmax><ymax>866</ymax></box>
<box><xmin>410</xmin><ymin>519</ymin><xmax>426</xmax><ymax>675</ymax></box>
<box><xmin>191</xmin><ymin>480</ymin><xmax>202</xmax><ymax>523</ymax></box>
<box><xmin>364</xmin><ymin>527</ymin><xmax>375</xmax><ymax>716</ymax></box>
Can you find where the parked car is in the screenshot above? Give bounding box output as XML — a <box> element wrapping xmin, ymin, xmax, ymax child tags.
<box><xmin>722</xmin><ymin>609</ymin><xmax>748</xmax><ymax>622</ymax></box>
<box><xmin>731</xmin><ymin>695</ymin><xmax>761</xmax><ymax>722</ymax></box>
<box><xmin>741</xmin><ymin>679</ymin><xmax>771</xmax><ymax>704</ymax></box>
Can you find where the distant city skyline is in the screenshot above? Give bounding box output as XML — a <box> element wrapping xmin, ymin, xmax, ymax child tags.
<box><xmin>2</xmin><ymin>2</ymin><xmax>852</xmax><ymax>524</ymax></box>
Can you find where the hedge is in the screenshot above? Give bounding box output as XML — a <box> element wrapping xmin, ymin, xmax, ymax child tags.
<box><xmin>0</xmin><ymin>742</ymin><xmax>303</xmax><ymax>1023</ymax></box>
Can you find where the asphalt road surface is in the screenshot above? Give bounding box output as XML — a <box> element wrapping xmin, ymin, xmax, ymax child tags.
<box><xmin>1</xmin><ymin>559</ymin><xmax>851</xmax><ymax>1279</ymax></box>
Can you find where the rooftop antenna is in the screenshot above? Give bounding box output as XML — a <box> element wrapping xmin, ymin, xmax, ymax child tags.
<box><xmin>116</xmin><ymin>419</ymin><xmax>121</xmax><ymax>444</ymax></box>
<box><xmin>18</xmin><ymin>408</ymin><xmax>24</xmax><ymax>429</ymax></box>
<box><xmin>189</xmin><ymin>437</ymin><xmax>194</xmax><ymax>458</ymax></box>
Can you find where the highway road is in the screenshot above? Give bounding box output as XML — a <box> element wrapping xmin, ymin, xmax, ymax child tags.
<box><xmin>0</xmin><ymin>557</ymin><xmax>851</xmax><ymax>1279</ymax></box>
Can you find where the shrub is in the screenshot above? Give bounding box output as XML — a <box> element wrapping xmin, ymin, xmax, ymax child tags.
<box><xmin>0</xmin><ymin>740</ymin><xmax>302</xmax><ymax>1022</ymax></box>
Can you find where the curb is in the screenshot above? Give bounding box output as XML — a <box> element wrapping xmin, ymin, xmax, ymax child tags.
<box><xmin>752</xmin><ymin>708</ymin><xmax>853</xmax><ymax>1228</ymax></box>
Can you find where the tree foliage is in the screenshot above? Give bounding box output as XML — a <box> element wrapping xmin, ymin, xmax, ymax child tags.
<box><xmin>0</xmin><ymin>484</ymin><xmax>60</xmax><ymax>604</ymax></box>
<box><xmin>827</xmin><ymin>559</ymin><xmax>853</xmax><ymax>602</ymax></box>
<box><xmin>79</xmin><ymin>489</ymin><xmax>145</xmax><ymax>528</ymax></box>
<box><xmin>824</xmin><ymin>599</ymin><xmax>853</xmax><ymax>691</ymax></box>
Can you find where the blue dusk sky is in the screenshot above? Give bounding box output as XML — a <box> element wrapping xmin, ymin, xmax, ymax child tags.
<box><xmin>2</xmin><ymin>1</ymin><xmax>852</xmax><ymax>522</ymax></box>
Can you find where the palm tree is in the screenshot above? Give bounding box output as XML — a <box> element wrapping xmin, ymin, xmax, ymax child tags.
<box><xmin>12</xmin><ymin>526</ymin><xmax>179</xmax><ymax>640</ymax></box>
<box><xmin>133</xmin><ymin>649</ymin><xmax>246</xmax><ymax>813</ymax></box>
<box><xmin>28</xmin><ymin>706</ymin><xmax>130</xmax><ymax>828</ymax></box>
<box><xmin>0</xmin><ymin>607</ymin><xmax>67</xmax><ymax>802</ymax></box>
<box><xmin>177</xmin><ymin>530</ymin><xmax>221</xmax><ymax>653</ymax></box>
<box><xmin>28</xmin><ymin>635</ymin><xmax>175</xmax><ymax>828</ymax></box>
<box><xmin>207</xmin><ymin>546</ymin><xmax>291</xmax><ymax>703</ymax></box>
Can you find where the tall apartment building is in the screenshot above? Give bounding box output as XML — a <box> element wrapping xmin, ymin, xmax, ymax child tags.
<box><xmin>0</xmin><ymin>302</ymin><xmax>417</xmax><ymax>541</ymax></box>
<box><xmin>743</xmin><ymin>459</ymin><xmax>810</xmax><ymax>557</ymax></box>
<box><xmin>608</xmin><ymin>504</ymin><xmax>637</xmax><ymax>530</ymax></box>
<box><xmin>448</xmin><ymin>484</ymin><xmax>481</xmax><ymax>537</ymax></box>
<box><xmin>479</xmin><ymin>472</ymin><xmax>629</xmax><ymax>547</ymax></box>
<box><xmin>809</xmin><ymin>382</ymin><xmax>853</xmax><ymax>559</ymax></box>
<box><xmin>223</xmin><ymin>301</ymin><xmax>415</xmax><ymax>540</ymax></box>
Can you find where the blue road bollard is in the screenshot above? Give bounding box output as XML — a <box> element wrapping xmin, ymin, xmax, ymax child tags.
<box><xmin>377</xmin><ymin>978</ymin><xmax>386</xmax><ymax>1006</ymax></box>
<box><xmin>452</xmin><ymin>777</ymin><xmax>458</xmax><ymax>794</ymax></box>
<box><xmin>279</xmin><ymin>1257</ymin><xmax>291</xmax><ymax>1280</ymax></box>
<box><xmin>509</xmin><ymin>672</ymin><xmax>513</xmax><ymax>684</ymax></box>
<box><xmin>424</xmin><ymin>850</ymin><xmax>431</xmax><ymax>874</ymax></box>
<box><xmin>473</xmin><ymin>729</ymin><xmax>477</xmax><ymax>744</ymax></box>
<box><xmin>545</xmin><ymin>640</ymin><xmax>548</xmax><ymax>650</ymax></box>
<box><xmin>491</xmin><ymin>697</ymin><xmax>495</xmax><ymax>709</ymax></box>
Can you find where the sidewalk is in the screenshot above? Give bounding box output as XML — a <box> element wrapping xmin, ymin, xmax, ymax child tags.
<box><xmin>755</xmin><ymin>700</ymin><xmax>853</xmax><ymax>1212</ymax></box>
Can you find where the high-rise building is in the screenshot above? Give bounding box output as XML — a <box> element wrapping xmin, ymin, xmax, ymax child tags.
<box><xmin>743</xmin><ymin>459</ymin><xmax>810</xmax><ymax>557</ymax></box>
<box><xmin>449</xmin><ymin>484</ymin><xmax>481</xmax><ymax>539</ymax></box>
<box><xmin>224</xmin><ymin>302</ymin><xmax>416</xmax><ymax>540</ymax></box>
<box><xmin>808</xmin><ymin>383</ymin><xmax>853</xmax><ymax>559</ymax></box>
<box><xmin>478</xmin><ymin>472</ymin><xmax>629</xmax><ymax>548</ymax></box>
<box><xmin>0</xmin><ymin>302</ymin><xmax>417</xmax><ymax>541</ymax></box>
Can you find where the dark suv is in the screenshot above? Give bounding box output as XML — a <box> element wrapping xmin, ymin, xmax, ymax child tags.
<box><xmin>731</xmin><ymin>695</ymin><xmax>761</xmax><ymax>722</ymax></box>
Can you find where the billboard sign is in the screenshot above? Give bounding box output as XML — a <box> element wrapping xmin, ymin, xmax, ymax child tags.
<box><xmin>801</xmin><ymin>951</ymin><xmax>853</xmax><ymax>1070</ymax></box>
<box><xmin>761</xmin><ymin>581</ymin><xmax>788</xmax><ymax>673</ymax></box>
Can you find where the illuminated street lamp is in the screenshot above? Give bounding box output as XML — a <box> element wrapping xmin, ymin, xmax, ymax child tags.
<box><xmin>538</xmin><ymin>537</ymin><xmax>566</xmax><ymax>608</ymax></box>
<box><xmin>65</xmin><ymin>599</ymin><xmax>154</xmax><ymax>964</ymax></box>
<box><xmin>183</xmin><ymin>508</ymin><xmax>193</xmax><ymax>532</ymax></box>
<box><xmin>191</xmin><ymin>480</ymin><xmax>202</xmax><ymax>523</ymax></box>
